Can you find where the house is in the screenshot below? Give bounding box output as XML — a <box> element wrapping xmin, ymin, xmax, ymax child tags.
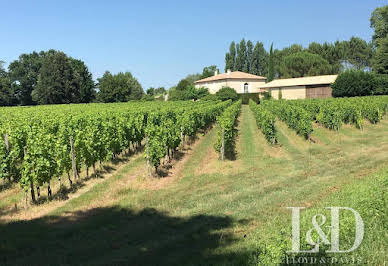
<box><xmin>260</xmin><ymin>75</ymin><xmax>338</xmax><ymax>100</ymax></box>
<box><xmin>194</xmin><ymin>70</ymin><xmax>266</xmax><ymax>94</ymax></box>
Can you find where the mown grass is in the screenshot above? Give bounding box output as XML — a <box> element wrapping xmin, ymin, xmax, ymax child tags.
<box><xmin>0</xmin><ymin>105</ymin><xmax>387</xmax><ymax>265</ymax></box>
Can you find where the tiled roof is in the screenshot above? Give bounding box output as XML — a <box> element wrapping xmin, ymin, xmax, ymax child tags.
<box><xmin>260</xmin><ymin>75</ymin><xmax>338</xmax><ymax>88</ymax></box>
<box><xmin>195</xmin><ymin>71</ymin><xmax>266</xmax><ymax>83</ymax></box>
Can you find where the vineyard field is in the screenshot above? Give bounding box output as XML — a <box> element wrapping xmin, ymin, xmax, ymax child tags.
<box><xmin>0</xmin><ymin>95</ymin><xmax>387</xmax><ymax>265</ymax></box>
<box><xmin>0</xmin><ymin>100</ymin><xmax>230</xmax><ymax>201</ymax></box>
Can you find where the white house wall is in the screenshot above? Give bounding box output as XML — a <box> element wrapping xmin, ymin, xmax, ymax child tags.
<box><xmin>195</xmin><ymin>79</ymin><xmax>266</xmax><ymax>94</ymax></box>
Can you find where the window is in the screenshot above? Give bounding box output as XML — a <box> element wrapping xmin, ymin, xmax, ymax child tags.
<box><xmin>244</xmin><ymin>83</ymin><xmax>248</xmax><ymax>93</ymax></box>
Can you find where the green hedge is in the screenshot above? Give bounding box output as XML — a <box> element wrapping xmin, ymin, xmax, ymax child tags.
<box><xmin>332</xmin><ymin>70</ymin><xmax>388</xmax><ymax>97</ymax></box>
<box><xmin>239</xmin><ymin>93</ymin><xmax>260</xmax><ymax>104</ymax></box>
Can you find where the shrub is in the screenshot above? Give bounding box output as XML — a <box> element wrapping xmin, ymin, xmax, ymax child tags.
<box><xmin>332</xmin><ymin>70</ymin><xmax>378</xmax><ymax>97</ymax></box>
<box><xmin>263</xmin><ymin>91</ymin><xmax>272</xmax><ymax>100</ymax></box>
<box><xmin>168</xmin><ymin>88</ymin><xmax>186</xmax><ymax>101</ymax></box>
<box><xmin>239</xmin><ymin>93</ymin><xmax>260</xmax><ymax>104</ymax></box>
<box><xmin>141</xmin><ymin>94</ymin><xmax>155</xmax><ymax>101</ymax></box>
<box><xmin>201</xmin><ymin>94</ymin><xmax>218</xmax><ymax>101</ymax></box>
<box><xmin>216</xmin><ymin>87</ymin><xmax>239</xmax><ymax>101</ymax></box>
<box><xmin>196</xmin><ymin>87</ymin><xmax>210</xmax><ymax>99</ymax></box>
<box><xmin>168</xmin><ymin>86</ymin><xmax>210</xmax><ymax>101</ymax></box>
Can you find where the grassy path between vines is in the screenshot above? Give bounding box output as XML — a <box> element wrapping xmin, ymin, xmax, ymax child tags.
<box><xmin>0</xmin><ymin>106</ymin><xmax>387</xmax><ymax>265</ymax></box>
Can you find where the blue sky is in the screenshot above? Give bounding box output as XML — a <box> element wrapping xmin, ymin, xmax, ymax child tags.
<box><xmin>0</xmin><ymin>0</ymin><xmax>384</xmax><ymax>89</ymax></box>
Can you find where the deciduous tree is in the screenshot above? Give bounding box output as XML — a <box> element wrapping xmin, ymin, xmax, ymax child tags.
<box><xmin>0</xmin><ymin>62</ymin><xmax>16</xmax><ymax>106</ymax></box>
<box><xmin>97</xmin><ymin>71</ymin><xmax>143</xmax><ymax>102</ymax></box>
<box><xmin>201</xmin><ymin>65</ymin><xmax>219</xmax><ymax>78</ymax></box>
<box><xmin>370</xmin><ymin>5</ymin><xmax>388</xmax><ymax>73</ymax></box>
<box><xmin>70</xmin><ymin>59</ymin><xmax>95</xmax><ymax>103</ymax></box>
<box><xmin>370</xmin><ymin>5</ymin><xmax>388</xmax><ymax>46</ymax></box>
<box><xmin>32</xmin><ymin>51</ymin><xmax>77</xmax><ymax>104</ymax></box>
<box><xmin>7</xmin><ymin>50</ymin><xmax>95</xmax><ymax>105</ymax></box>
<box><xmin>154</xmin><ymin>87</ymin><xmax>166</xmax><ymax>95</ymax></box>
<box><xmin>8</xmin><ymin>51</ymin><xmax>44</xmax><ymax>105</ymax></box>
<box><xmin>146</xmin><ymin>87</ymin><xmax>155</xmax><ymax>95</ymax></box>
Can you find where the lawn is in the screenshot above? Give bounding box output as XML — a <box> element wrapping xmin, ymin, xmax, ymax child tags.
<box><xmin>0</xmin><ymin>105</ymin><xmax>387</xmax><ymax>265</ymax></box>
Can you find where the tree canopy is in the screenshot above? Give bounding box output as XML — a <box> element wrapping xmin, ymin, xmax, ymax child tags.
<box><xmin>0</xmin><ymin>60</ymin><xmax>6</xmax><ymax>77</ymax></box>
<box><xmin>250</xmin><ymin>42</ymin><xmax>268</xmax><ymax>76</ymax></box>
<box><xmin>97</xmin><ymin>71</ymin><xmax>143</xmax><ymax>102</ymax></box>
<box><xmin>267</xmin><ymin>43</ymin><xmax>274</xmax><ymax>82</ymax></box>
<box><xmin>373</xmin><ymin>36</ymin><xmax>388</xmax><ymax>74</ymax></box>
<box><xmin>235</xmin><ymin>39</ymin><xmax>247</xmax><ymax>72</ymax></box>
<box><xmin>8</xmin><ymin>51</ymin><xmax>44</xmax><ymax>105</ymax></box>
<box><xmin>201</xmin><ymin>65</ymin><xmax>219</xmax><ymax>79</ymax></box>
<box><xmin>225</xmin><ymin>39</ymin><xmax>268</xmax><ymax>76</ymax></box>
<box><xmin>1</xmin><ymin>49</ymin><xmax>148</xmax><ymax>106</ymax></box>
<box><xmin>32</xmin><ymin>51</ymin><xmax>78</xmax><ymax>104</ymax></box>
<box><xmin>70</xmin><ymin>59</ymin><xmax>95</xmax><ymax>103</ymax></box>
<box><xmin>225</xmin><ymin>41</ymin><xmax>236</xmax><ymax>72</ymax></box>
<box><xmin>371</xmin><ymin>5</ymin><xmax>388</xmax><ymax>73</ymax></box>
<box><xmin>279</xmin><ymin>52</ymin><xmax>332</xmax><ymax>78</ymax></box>
<box><xmin>0</xmin><ymin>61</ymin><xmax>16</xmax><ymax>106</ymax></box>
<box><xmin>4</xmin><ymin>50</ymin><xmax>96</xmax><ymax>105</ymax></box>
<box><xmin>224</xmin><ymin>34</ymin><xmax>377</xmax><ymax>79</ymax></box>
<box><xmin>370</xmin><ymin>5</ymin><xmax>388</xmax><ymax>46</ymax></box>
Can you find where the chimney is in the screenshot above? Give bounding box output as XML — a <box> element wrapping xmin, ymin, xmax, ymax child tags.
<box><xmin>214</xmin><ymin>70</ymin><xmax>218</xmax><ymax>76</ymax></box>
<box><xmin>227</xmin><ymin>69</ymin><xmax>231</xmax><ymax>75</ymax></box>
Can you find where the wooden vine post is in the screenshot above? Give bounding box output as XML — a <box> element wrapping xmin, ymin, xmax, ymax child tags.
<box><xmin>145</xmin><ymin>134</ymin><xmax>152</xmax><ymax>177</ymax></box>
<box><xmin>70</xmin><ymin>135</ymin><xmax>78</xmax><ymax>180</ymax></box>
<box><xmin>4</xmin><ymin>133</ymin><xmax>10</xmax><ymax>182</ymax></box>
<box><xmin>24</xmin><ymin>146</ymin><xmax>36</xmax><ymax>203</ymax></box>
<box><xmin>180</xmin><ymin>126</ymin><xmax>184</xmax><ymax>148</ymax></box>
<box><xmin>4</xmin><ymin>133</ymin><xmax>9</xmax><ymax>152</ymax></box>
<box><xmin>221</xmin><ymin>128</ymin><xmax>225</xmax><ymax>161</ymax></box>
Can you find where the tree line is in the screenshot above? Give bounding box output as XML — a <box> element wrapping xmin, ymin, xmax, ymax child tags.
<box><xmin>225</xmin><ymin>37</ymin><xmax>375</xmax><ymax>80</ymax></box>
<box><xmin>0</xmin><ymin>50</ymin><xmax>144</xmax><ymax>106</ymax></box>
<box><xmin>224</xmin><ymin>5</ymin><xmax>387</xmax><ymax>81</ymax></box>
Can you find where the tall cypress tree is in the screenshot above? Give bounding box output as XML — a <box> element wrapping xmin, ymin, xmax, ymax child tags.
<box><xmin>246</xmin><ymin>40</ymin><xmax>253</xmax><ymax>73</ymax></box>
<box><xmin>225</xmin><ymin>53</ymin><xmax>231</xmax><ymax>72</ymax></box>
<box><xmin>225</xmin><ymin>41</ymin><xmax>236</xmax><ymax>71</ymax></box>
<box><xmin>250</xmin><ymin>42</ymin><xmax>268</xmax><ymax>76</ymax></box>
<box><xmin>236</xmin><ymin>39</ymin><xmax>247</xmax><ymax>71</ymax></box>
<box><xmin>267</xmin><ymin>43</ymin><xmax>275</xmax><ymax>82</ymax></box>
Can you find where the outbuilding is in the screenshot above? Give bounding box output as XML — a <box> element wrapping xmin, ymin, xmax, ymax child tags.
<box><xmin>194</xmin><ymin>70</ymin><xmax>266</xmax><ymax>94</ymax></box>
<box><xmin>260</xmin><ymin>75</ymin><xmax>338</xmax><ymax>100</ymax></box>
